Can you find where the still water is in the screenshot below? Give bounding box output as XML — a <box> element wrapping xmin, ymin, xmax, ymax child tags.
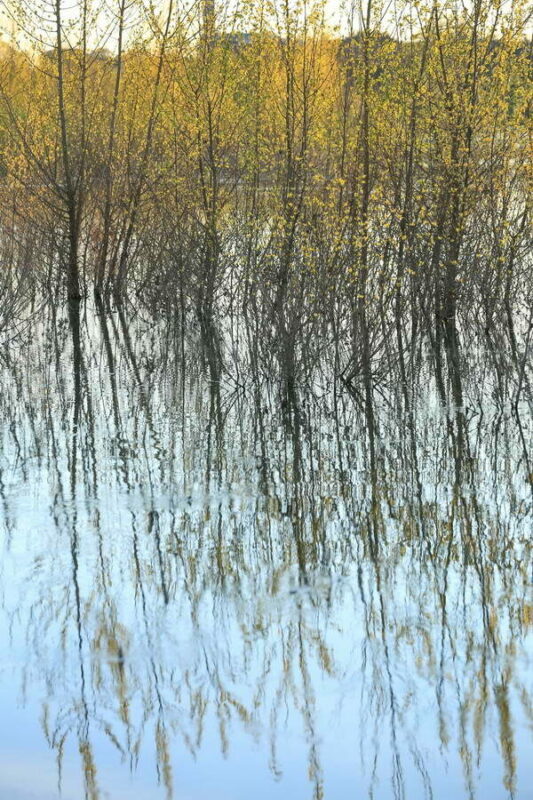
<box><xmin>0</xmin><ymin>300</ymin><xmax>531</xmax><ymax>800</ymax></box>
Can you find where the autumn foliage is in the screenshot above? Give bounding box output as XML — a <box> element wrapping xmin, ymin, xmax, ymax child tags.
<box><xmin>0</xmin><ymin>0</ymin><xmax>530</xmax><ymax>340</ymax></box>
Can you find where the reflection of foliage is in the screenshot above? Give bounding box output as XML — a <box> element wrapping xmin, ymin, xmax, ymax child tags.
<box><xmin>0</xmin><ymin>298</ymin><xmax>531</xmax><ymax>799</ymax></box>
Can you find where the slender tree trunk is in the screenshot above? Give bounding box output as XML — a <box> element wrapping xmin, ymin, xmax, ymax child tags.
<box><xmin>55</xmin><ymin>0</ymin><xmax>82</xmax><ymax>299</ymax></box>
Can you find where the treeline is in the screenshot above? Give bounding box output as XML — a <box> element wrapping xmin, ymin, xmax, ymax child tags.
<box><xmin>0</xmin><ymin>0</ymin><xmax>531</xmax><ymax>362</ymax></box>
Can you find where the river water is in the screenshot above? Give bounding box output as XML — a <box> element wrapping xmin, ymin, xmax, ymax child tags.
<box><xmin>0</xmin><ymin>299</ymin><xmax>531</xmax><ymax>800</ymax></box>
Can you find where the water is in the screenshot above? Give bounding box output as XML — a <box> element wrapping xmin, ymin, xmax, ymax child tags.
<box><xmin>0</xmin><ymin>299</ymin><xmax>531</xmax><ymax>800</ymax></box>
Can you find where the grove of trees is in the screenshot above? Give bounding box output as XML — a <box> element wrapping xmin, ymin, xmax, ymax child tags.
<box><xmin>0</xmin><ymin>0</ymin><xmax>531</xmax><ymax>382</ymax></box>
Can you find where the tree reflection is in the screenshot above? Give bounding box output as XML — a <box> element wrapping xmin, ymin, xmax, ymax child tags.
<box><xmin>0</xmin><ymin>298</ymin><xmax>530</xmax><ymax>799</ymax></box>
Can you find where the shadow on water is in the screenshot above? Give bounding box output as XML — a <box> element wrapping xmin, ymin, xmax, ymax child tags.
<box><xmin>0</xmin><ymin>296</ymin><xmax>531</xmax><ymax>800</ymax></box>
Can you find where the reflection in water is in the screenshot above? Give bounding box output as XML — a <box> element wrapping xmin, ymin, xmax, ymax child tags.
<box><xmin>0</xmin><ymin>300</ymin><xmax>531</xmax><ymax>800</ymax></box>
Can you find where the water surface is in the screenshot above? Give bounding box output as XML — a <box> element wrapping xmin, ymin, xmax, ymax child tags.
<box><xmin>0</xmin><ymin>300</ymin><xmax>531</xmax><ymax>800</ymax></box>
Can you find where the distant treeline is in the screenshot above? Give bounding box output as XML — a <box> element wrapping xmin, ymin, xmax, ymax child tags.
<box><xmin>0</xmin><ymin>0</ymin><xmax>531</xmax><ymax>371</ymax></box>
